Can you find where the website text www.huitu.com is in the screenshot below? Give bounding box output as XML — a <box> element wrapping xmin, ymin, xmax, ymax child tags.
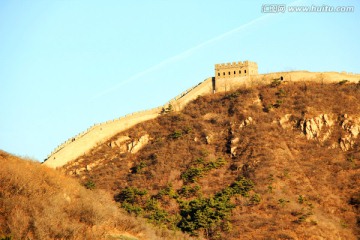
<box><xmin>262</xmin><ymin>4</ymin><xmax>355</xmax><ymax>13</ymax></box>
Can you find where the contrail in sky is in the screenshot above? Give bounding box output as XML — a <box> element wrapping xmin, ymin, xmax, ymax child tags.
<box><xmin>93</xmin><ymin>0</ymin><xmax>302</xmax><ymax>99</ymax></box>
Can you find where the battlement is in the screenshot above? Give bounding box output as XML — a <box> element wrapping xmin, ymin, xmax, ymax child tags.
<box><xmin>215</xmin><ymin>60</ymin><xmax>258</xmax><ymax>79</ymax></box>
<box><xmin>215</xmin><ymin>60</ymin><xmax>257</xmax><ymax>69</ymax></box>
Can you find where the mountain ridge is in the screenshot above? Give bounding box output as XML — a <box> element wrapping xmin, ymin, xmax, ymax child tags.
<box><xmin>44</xmin><ymin>70</ymin><xmax>360</xmax><ymax>168</ymax></box>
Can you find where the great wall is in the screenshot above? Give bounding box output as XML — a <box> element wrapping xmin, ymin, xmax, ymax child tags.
<box><xmin>43</xmin><ymin>61</ymin><xmax>360</xmax><ymax>168</ymax></box>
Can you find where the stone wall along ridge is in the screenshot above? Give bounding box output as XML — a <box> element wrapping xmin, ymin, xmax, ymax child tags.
<box><xmin>44</xmin><ymin>77</ymin><xmax>212</xmax><ymax>168</ymax></box>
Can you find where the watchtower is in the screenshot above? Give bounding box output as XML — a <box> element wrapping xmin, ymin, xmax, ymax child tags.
<box><xmin>215</xmin><ymin>61</ymin><xmax>258</xmax><ymax>80</ymax></box>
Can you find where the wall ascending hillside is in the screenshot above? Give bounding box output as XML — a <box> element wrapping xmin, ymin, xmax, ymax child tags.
<box><xmin>44</xmin><ymin>71</ymin><xmax>360</xmax><ymax>168</ymax></box>
<box><xmin>44</xmin><ymin>77</ymin><xmax>214</xmax><ymax>168</ymax></box>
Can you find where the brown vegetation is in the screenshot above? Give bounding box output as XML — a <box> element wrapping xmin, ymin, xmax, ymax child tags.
<box><xmin>0</xmin><ymin>151</ymin><xmax>193</xmax><ymax>240</ymax></box>
<box><xmin>62</xmin><ymin>81</ymin><xmax>360</xmax><ymax>239</ymax></box>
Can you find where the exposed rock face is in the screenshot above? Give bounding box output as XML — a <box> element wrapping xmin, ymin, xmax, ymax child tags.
<box><xmin>339</xmin><ymin>115</ymin><xmax>360</xmax><ymax>151</ymax></box>
<box><xmin>109</xmin><ymin>136</ymin><xmax>130</xmax><ymax>148</ymax></box>
<box><xmin>229</xmin><ymin>117</ymin><xmax>254</xmax><ymax>157</ymax></box>
<box><xmin>231</xmin><ymin>137</ymin><xmax>240</xmax><ymax>145</ymax></box>
<box><xmin>205</xmin><ymin>134</ymin><xmax>213</xmax><ymax>144</ymax></box>
<box><xmin>279</xmin><ymin>114</ymin><xmax>295</xmax><ymax>129</ymax></box>
<box><xmin>341</xmin><ymin>115</ymin><xmax>360</xmax><ymax>138</ymax></box>
<box><xmin>69</xmin><ymin>134</ymin><xmax>151</xmax><ymax>175</ymax></box>
<box><xmin>230</xmin><ymin>146</ymin><xmax>237</xmax><ymax>156</ymax></box>
<box><xmin>300</xmin><ymin>114</ymin><xmax>334</xmax><ymax>141</ymax></box>
<box><xmin>127</xmin><ymin>134</ymin><xmax>150</xmax><ymax>153</ymax></box>
<box><xmin>109</xmin><ymin>135</ymin><xmax>151</xmax><ymax>154</ymax></box>
<box><xmin>109</xmin><ymin>136</ymin><xmax>131</xmax><ymax>154</ymax></box>
<box><xmin>339</xmin><ymin>137</ymin><xmax>354</xmax><ymax>151</ymax></box>
<box><xmin>280</xmin><ymin>113</ymin><xmax>360</xmax><ymax>151</ymax></box>
<box><xmin>239</xmin><ymin>117</ymin><xmax>254</xmax><ymax>129</ymax></box>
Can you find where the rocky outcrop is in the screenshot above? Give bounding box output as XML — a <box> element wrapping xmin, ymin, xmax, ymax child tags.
<box><xmin>231</xmin><ymin>137</ymin><xmax>240</xmax><ymax>145</ymax></box>
<box><xmin>229</xmin><ymin>117</ymin><xmax>254</xmax><ymax>157</ymax></box>
<box><xmin>280</xmin><ymin>113</ymin><xmax>360</xmax><ymax>151</ymax></box>
<box><xmin>68</xmin><ymin>134</ymin><xmax>151</xmax><ymax>175</ymax></box>
<box><xmin>339</xmin><ymin>137</ymin><xmax>354</xmax><ymax>151</ymax></box>
<box><xmin>341</xmin><ymin>115</ymin><xmax>360</xmax><ymax>138</ymax></box>
<box><xmin>339</xmin><ymin>115</ymin><xmax>360</xmax><ymax>151</ymax></box>
<box><xmin>109</xmin><ymin>136</ymin><xmax>131</xmax><ymax>153</ymax></box>
<box><xmin>239</xmin><ymin>117</ymin><xmax>254</xmax><ymax>129</ymax></box>
<box><xmin>109</xmin><ymin>134</ymin><xmax>151</xmax><ymax>154</ymax></box>
<box><xmin>279</xmin><ymin>114</ymin><xmax>295</xmax><ymax>129</ymax></box>
<box><xmin>205</xmin><ymin>134</ymin><xmax>213</xmax><ymax>144</ymax></box>
<box><xmin>299</xmin><ymin>114</ymin><xmax>334</xmax><ymax>141</ymax></box>
<box><xmin>127</xmin><ymin>134</ymin><xmax>150</xmax><ymax>153</ymax></box>
<box><xmin>109</xmin><ymin>136</ymin><xmax>131</xmax><ymax>148</ymax></box>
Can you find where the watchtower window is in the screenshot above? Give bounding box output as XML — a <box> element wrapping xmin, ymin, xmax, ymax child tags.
<box><xmin>218</xmin><ymin>73</ymin><xmax>220</xmax><ymax>76</ymax></box>
<box><xmin>244</xmin><ymin>70</ymin><xmax>247</xmax><ymax>74</ymax></box>
<box><xmin>234</xmin><ymin>71</ymin><xmax>236</xmax><ymax>74</ymax></box>
<box><xmin>223</xmin><ymin>72</ymin><xmax>225</xmax><ymax>76</ymax></box>
<box><xmin>239</xmin><ymin>70</ymin><xmax>241</xmax><ymax>74</ymax></box>
<box><xmin>228</xmin><ymin>71</ymin><xmax>230</xmax><ymax>75</ymax></box>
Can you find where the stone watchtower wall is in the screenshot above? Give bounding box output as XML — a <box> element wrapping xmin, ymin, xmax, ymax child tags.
<box><xmin>214</xmin><ymin>60</ymin><xmax>259</xmax><ymax>93</ymax></box>
<box><xmin>215</xmin><ymin>61</ymin><xmax>258</xmax><ymax>80</ymax></box>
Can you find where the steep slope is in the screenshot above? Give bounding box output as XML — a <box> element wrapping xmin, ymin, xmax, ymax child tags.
<box><xmin>0</xmin><ymin>151</ymin><xmax>193</xmax><ymax>240</ymax></box>
<box><xmin>63</xmin><ymin>80</ymin><xmax>360</xmax><ymax>239</ymax></box>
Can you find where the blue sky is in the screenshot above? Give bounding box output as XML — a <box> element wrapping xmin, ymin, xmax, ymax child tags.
<box><xmin>0</xmin><ymin>0</ymin><xmax>359</xmax><ymax>161</ymax></box>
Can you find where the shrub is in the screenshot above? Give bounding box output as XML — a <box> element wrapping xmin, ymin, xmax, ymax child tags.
<box><xmin>293</xmin><ymin>212</ymin><xmax>312</xmax><ymax>224</ymax></box>
<box><xmin>121</xmin><ymin>202</ymin><xmax>144</xmax><ymax>216</ymax></box>
<box><xmin>178</xmin><ymin>196</ymin><xmax>234</xmax><ymax>235</ymax></box>
<box><xmin>227</xmin><ymin>176</ymin><xmax>254</xmax><ymax>197</ymax></box>
<box><xmin>148</xmin><ymin>208</ymin><xmax>169</xmax><ymax>224</ymax></box>
<box><xmin>161</xmin><ymin>104</ymin><xmax>173</xmax><ymax>114</ymax></box>
<box><xmin>298</xmin><ymin>195</ymin><xmax>305</xmax><ymax>204</ymax></box>
<box><xmin>178</xmin><ymin>185</ymin><xmax>201</xmax><ymax>198</ymax></box>
<box><xmin>156</xmin><ymin>184</ymin><xmax>179</xmax><ymax>199</ymax></box>
<box><xmin>276</xmin><ymin>89</ymin><xmax>287</xmax><ymax>97</ymax></box>
<box><xmin>115</xmin><ymin>186</ymin><xmax>147</xmax><ymax>204</ymax></box>
<box><xmin>338</xmin><ymin>80</ymin><xmax>349</xmax><ymax>85</ymax></box>
<box><xmin>249</xmin><ymin>193</ymin><xmax>261</xmax><ymax>205</ymax></box>
<box><xmin>205</xmin><ymin>158</ymin><xmax>226</xmax><ymax>171</ymax></box>
<box><xmin>181</xmin><ymin>158</ymin><xmax>227</xmax><ymax>184</ymax></box>
<box><xmin>177</xmin><ymin>176</ymin><xmax>254</xmax><ymax>236</ymax></box>
<box><xmin>273</xmin><ymin>99</ymin><xmax>283</xmax><ymax>108</ymax></box>
<box><xmin>0</xmin><ymin>236</ymin><xmax>12</xmax><ymax>240</ymax></box>
<box><xmin>169</xmin><ymin>130</ymin><xmax>183</xmax><ymax>139</ymax></box>
<box><xmin>131</xmin><ymin>161</ymin><xmax>147</xmax><ymax>174</ymax></box>
<box><xmin>223</xmin><ymin>91</ymin><xmax>241</xmax><ymax>100</ymax></box>
<box><xmin>183</xmin><ymin>126</ymin><xmax>193</xmax><ymax>134</ymax></box>
<box><xmin>271</xmin><ymin>79</ymin><xmax>281</xmax><ymax>87</ymax></box>
<box><xmin>84</xmin><ymin>180</ymin><xmax>96</xmax><ymax>190</ymax></box>
<box><xmin>181</xmin><ymin>167</ymin><xmax>203</xmax><ymax>183</ymax></box>
<box><xmin>278</xmin><ymin>198</ymin><xmax>290</xmax><ymax>207</ymax></box>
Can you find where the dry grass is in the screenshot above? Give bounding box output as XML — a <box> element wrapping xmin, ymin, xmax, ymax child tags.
<box><xmin>0</xmin><ymin>151</ymin><xmax>194</xmax><ymax>240</ymax></box>
<box><xmin>63</xmin><ymin>81</ymin><xmax>360</xmax><ymax>239</ymax></box>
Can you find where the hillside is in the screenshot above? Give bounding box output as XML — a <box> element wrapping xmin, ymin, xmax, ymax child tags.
<box><xmin>44</xmin><ymin>71</ymin><xmax>360</xmax><ymax>169</ymax></box>
<box><xmin>62</xmin><ymin>80</ymin><xmax>360</xmax><ymax>239</ymax></box>
<box><xmin>0</xmin><ymin>151</ymin><xmax>193</xmax><ymax>240</ymax></box>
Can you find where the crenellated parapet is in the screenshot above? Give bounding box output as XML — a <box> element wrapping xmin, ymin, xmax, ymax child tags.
<box><xmin>214</xmin><ymin>60</ymin><xmax>257</xmax><ymax>68</ymax></box>
<box><xmin>215</xmin><ymin>60</ymin><xmax>258</xmax><ymax>79</ymax></box>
